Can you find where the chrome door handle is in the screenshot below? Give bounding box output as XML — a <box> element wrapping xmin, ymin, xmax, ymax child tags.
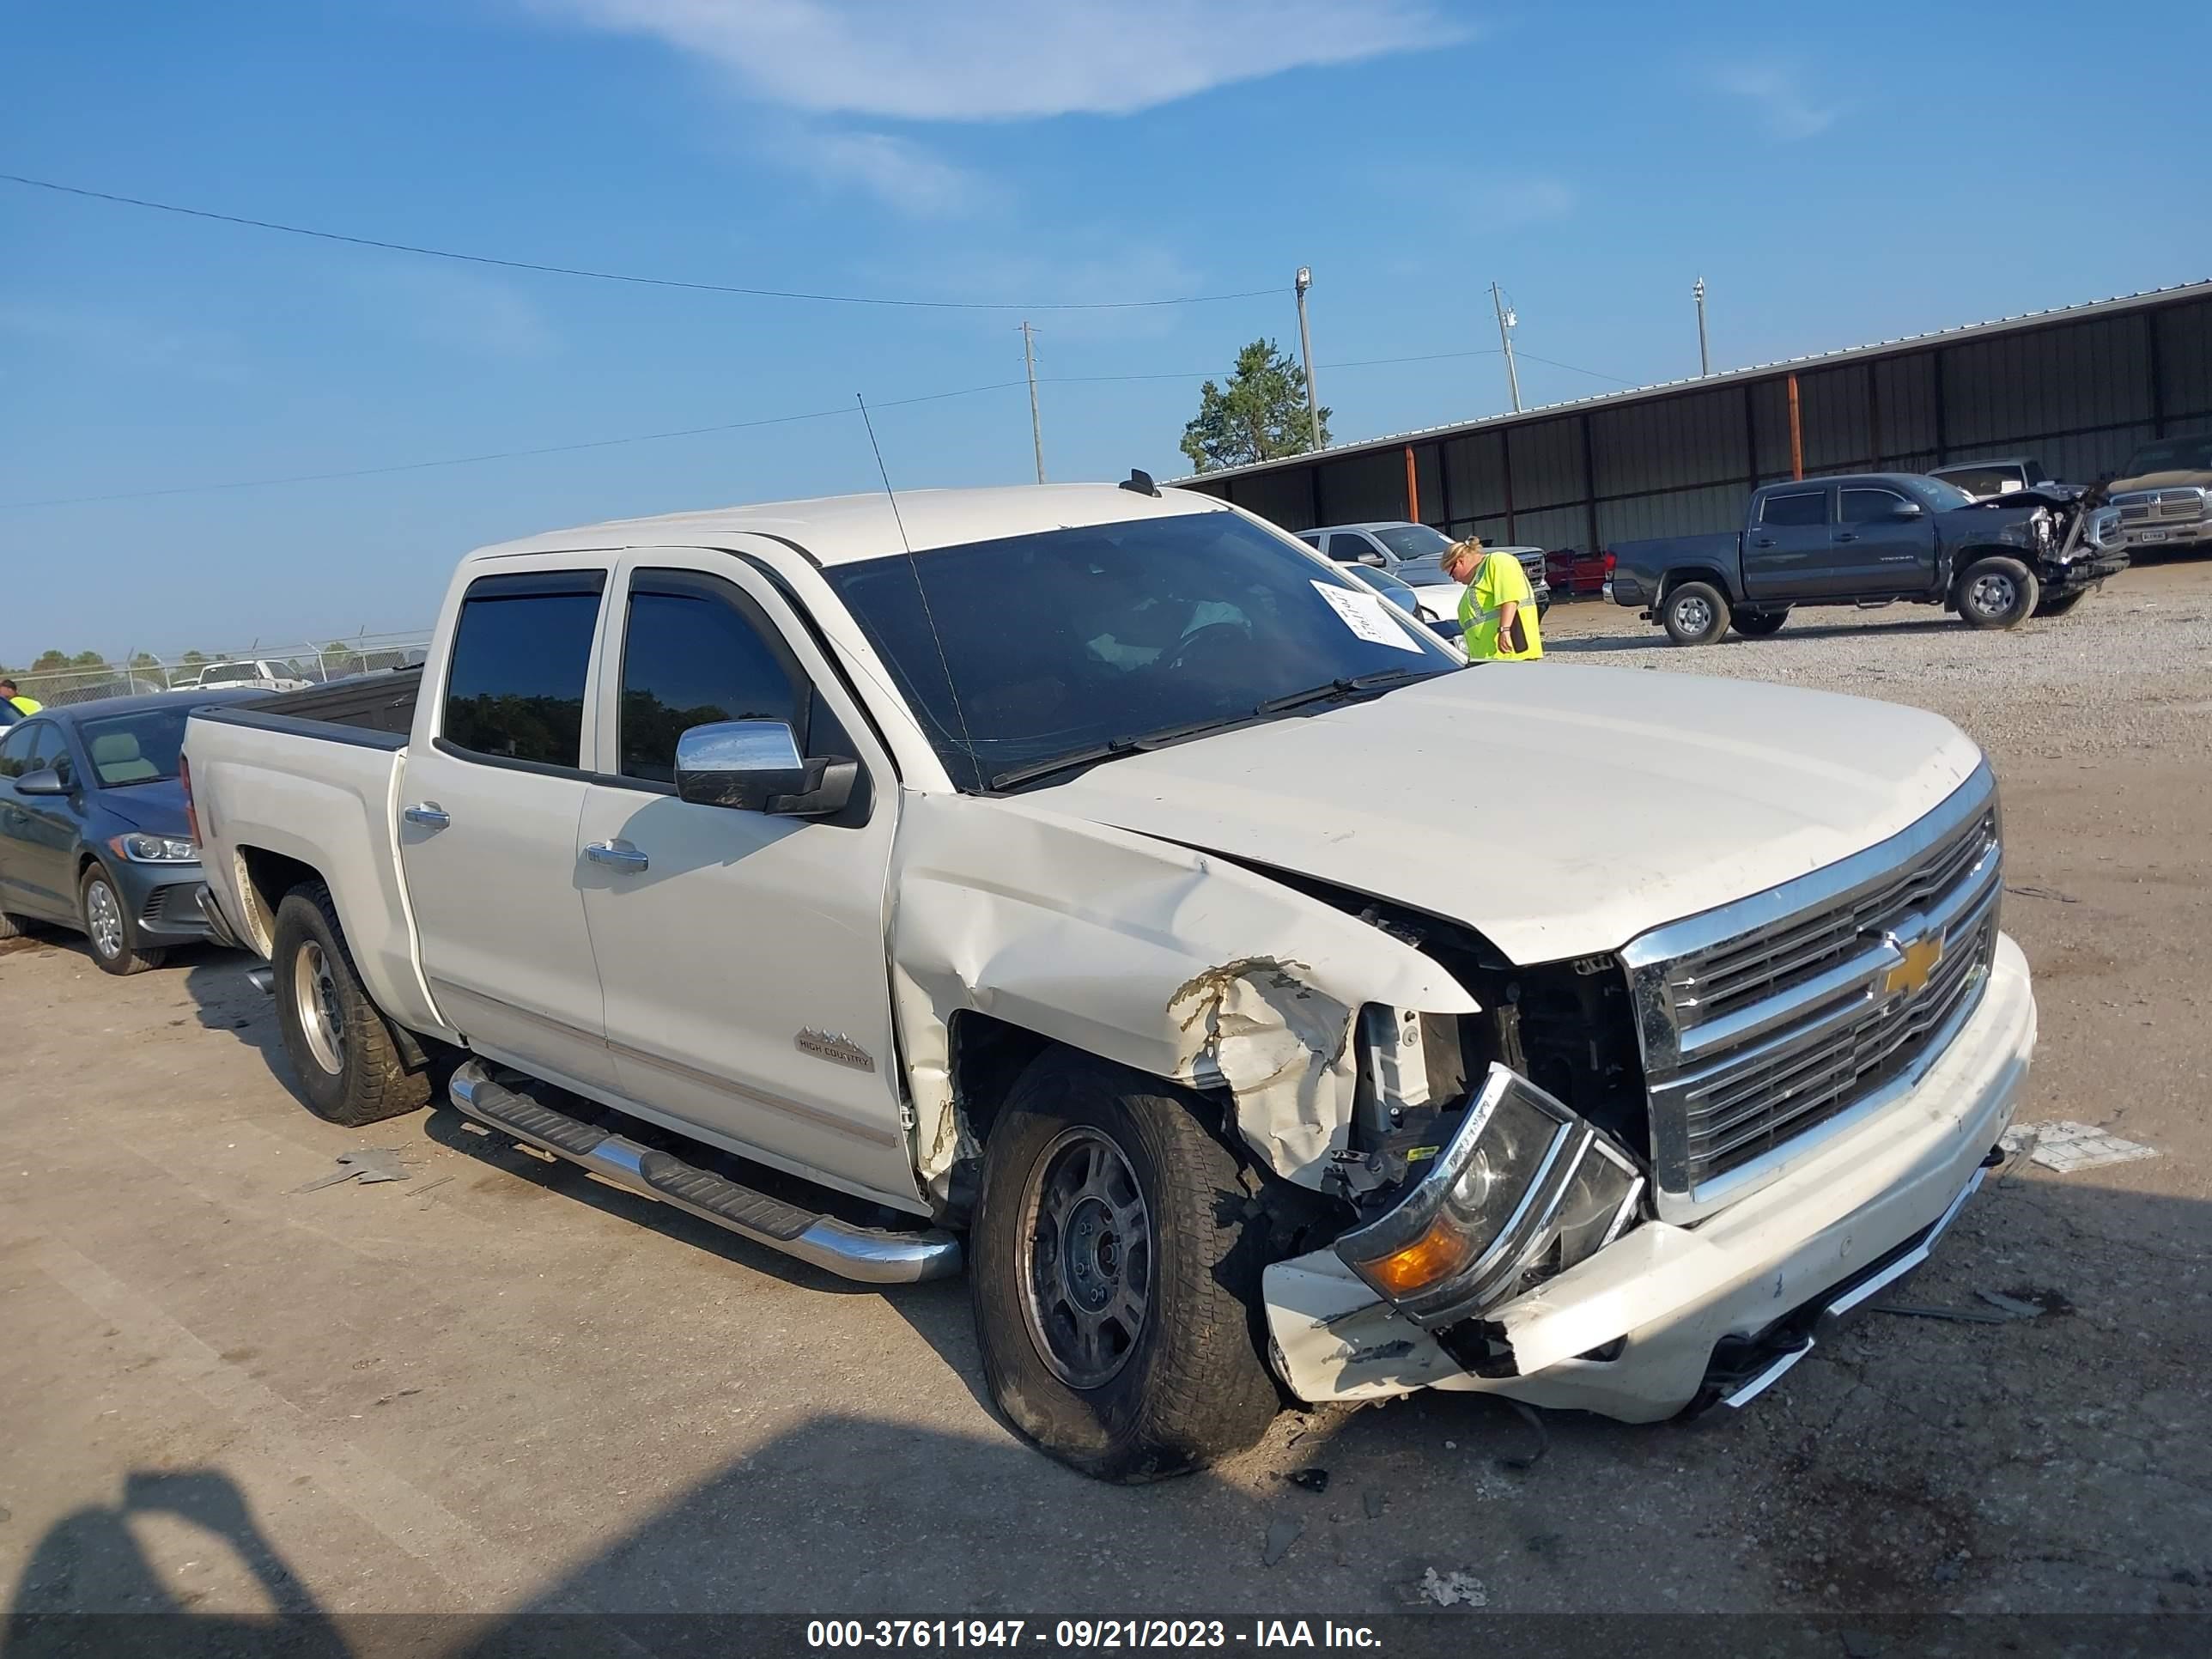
<box><xmin>584</xmin><ymin>841</ymin><xmax>649</xmax><ymax>872</ymax></box>
<box><xmin>403</xmin><ymin>804</ymin><xmax>450</xmax><ymax>829</ymax></box>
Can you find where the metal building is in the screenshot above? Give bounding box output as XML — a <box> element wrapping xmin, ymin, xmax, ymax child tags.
<box><xmin>1175</xmin><ymin>279</ymin><xmax>2212</xmax><ymax>552</ymax></box>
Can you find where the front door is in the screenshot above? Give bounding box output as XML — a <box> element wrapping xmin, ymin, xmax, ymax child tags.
<box><xmin>398</xmin><ymin>563</ymin><xmax>620</xmax><ymax>1094</ymax></box>
<box><xmin>1833</xmin><ymin>484</ymin><xmax>1936</xmax><ymax>597</ymax></box>
<box><xmin>0</xmin><ymin>721</ymin><xmax>79</xmax><ymax>921</ymax></box>
<box><xmin>574</xmin><ymin>550</ymin><xmax>917</xmax><ymax>1210</ymax></box>
<box><xmin>1741</xmin><ymin>485</ymin><xmax>1833</xmax><ymax>601</ymax></box>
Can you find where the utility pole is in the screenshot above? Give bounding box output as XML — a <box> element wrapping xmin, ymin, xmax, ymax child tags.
<box><xmin>1293</xmin><ymin>267</ymin><xmax>1322</xmax><ymax>450</ymax></box>
<box><xmin>1490</xmin><ymin>283</ymin><xmax>1522</xmax><ymax>413</ymax></box>
<box><xmin>1018</xmin><ymin>319</ymin><xmax>1045</xmax><ymax>483</ymax></box>
<box><xmin>1693</xmin><ymin>276</ymin><xmax>1711</xmax><ymax>377</ymax></box>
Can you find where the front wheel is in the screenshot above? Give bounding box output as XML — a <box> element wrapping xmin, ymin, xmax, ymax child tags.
<box><xmin>1662</xmin><ymin>580</ymin><xmax>1731</xmax><ymax>646</ymax></box>
<box><xmin>81</xmin><ymin>865</ymin><xmax>166</xmax><ymax>976</ymax></box>
<box><xmin>969</xmin><ymin>1050</ymin><xmax>1279</xmax><ymax>1483</ymax></box>
<box><xmin>1957</xmin><ymin>556</ymin><xmax>2039</xmax><ymax>629</ymax></box>
<box><xmin>1732</xmin><ymin>607</ymin><xmax>1790</xmax><ymax>638</ymax></box>
<box><xmin>270</xmin><ymin>884</ymin><xmax>429</xmax><ymax>1126</ymax></box>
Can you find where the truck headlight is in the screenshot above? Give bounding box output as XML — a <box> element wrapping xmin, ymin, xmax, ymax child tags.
<box><xmin>1334</xmin><ymin>1064</ymin><xmax>1644</xmax><ymax>1326</ymax></box>
<box><xmin>110</xmin><ymin>833</ymin><xmax>198</xmax><ymax>864</ymax></box>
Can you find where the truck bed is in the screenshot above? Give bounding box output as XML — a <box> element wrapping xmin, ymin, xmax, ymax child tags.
<box><xmin>185</xmin><ymin>667</ymin><xmax>441</xmax><ymax>1037</ymax></box>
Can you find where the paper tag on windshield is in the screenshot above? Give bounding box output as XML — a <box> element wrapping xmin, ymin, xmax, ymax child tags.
<box><xmin>1312</xmin><ymin>580</ymin><xmax>1424</xmax><ymax>653</ymax></box>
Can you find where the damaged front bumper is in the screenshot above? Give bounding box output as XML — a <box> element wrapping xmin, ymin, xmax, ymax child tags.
<box><xmin>1262</xmin><ymin>932</ymin><xmax>2035</xmax><ymax>1420</ymax></box>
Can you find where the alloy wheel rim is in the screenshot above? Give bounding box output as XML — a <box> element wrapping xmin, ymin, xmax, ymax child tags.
<box><xmin>293</xmin><ymin>940</ymin><xmax>347</xmax><ymax>1075</ymax></box>
<box><xmin>1972</xmin><ymin>573</ymin><xmax>2016</xmax><ymax>615</ymax></box>
<box><xmin>86</xmin><ymin>881</ymin><xmax>124</xmax><ymax>959</ymax></box>
<box><xmin>1676</xmin><ymin>595</ymin><xmax>1713</xmax><ymax>634</ymax></box>
<box><xmin>1018</xmin><ymin>1127</ymin><xmax>1153</xmax><ymax>1389</ymax></box>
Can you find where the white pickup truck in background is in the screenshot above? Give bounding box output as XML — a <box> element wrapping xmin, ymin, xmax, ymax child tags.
<box><xmin>184</xmin><ymin>481</ymin><xmax>2035</xmax><ymax>1481</ymax></box>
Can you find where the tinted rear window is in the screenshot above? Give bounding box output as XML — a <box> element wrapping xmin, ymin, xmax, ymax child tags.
<box><xmin>1759</xmin><ymin>490</ymin><xmax>1827</xmax><ymax>526</ymax></box>
<box><xmin>441</xmin><ymin>573</ymin><xmax>605</xmax><ymax>768</ymax></box>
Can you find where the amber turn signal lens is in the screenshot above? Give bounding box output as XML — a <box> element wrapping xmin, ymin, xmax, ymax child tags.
<box><xmin>1359</xmin><ymin>1216</ymin><xmax>1479</xmax><ymax>1297</ymax></box>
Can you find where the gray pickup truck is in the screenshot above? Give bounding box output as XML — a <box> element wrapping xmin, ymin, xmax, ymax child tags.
<box><xmin>1607</xmin><ymin>472</ymin><xmax>2129</xmax><ymax>645</ymax></box>
<box><xmin>2105</xmin><ymin>434</ymin><xmax>2212</xmax><ymax>556</ymax></box>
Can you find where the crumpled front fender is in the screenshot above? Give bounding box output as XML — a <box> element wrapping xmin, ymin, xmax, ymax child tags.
<box><xmin>887</xmin><ymin>792</ymin><xmax>1478</xmax><ymax>1198</ymax></box>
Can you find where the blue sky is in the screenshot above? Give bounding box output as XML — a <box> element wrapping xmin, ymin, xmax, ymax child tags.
<box><xmin>4</xmin><ymin>0</ymin><xmax>2208</xmax><ymax>660</ymax></box>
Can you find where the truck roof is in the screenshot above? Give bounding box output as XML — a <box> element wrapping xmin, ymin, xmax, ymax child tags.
<box><xmin>1765</xmin><ymin>472</ymin><xmax>1940</xmax><ymax>492</ymax></box>
<box><xmin>471</xmin><ymin>483</ymin><xmax>1231</xmax><ymax>568</ymax></box>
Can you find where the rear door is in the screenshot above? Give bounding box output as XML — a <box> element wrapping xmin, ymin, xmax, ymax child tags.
<box><xmin>1741</xmin><ymin>485</ymin><xmax>1833</xmax><ymax>599</ymax></box>
<box><xmin>1834</xmin><ymin>484</ymin><xmax>1936</xmax><ymax>597</ymax></box>
<box><xmin>398</xmin><ymin>563</ymin><xmax>620</xmax><ymax>1093</ymax></box>
<box><xmin>574</xmin><ymin>549</ymin><xmax>917</xmax><ymax>1208</ymax></box>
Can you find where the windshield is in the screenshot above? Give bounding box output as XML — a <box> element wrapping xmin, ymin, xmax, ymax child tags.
<box><xmin>1373</xmin><ymin>525</ymin><xmax>1454</xmax><ymax>560</ymax></box>
<box><xmin>77</xmin><ymin>708</ymin><xmax>191</xmax><ymax>787</ymax></box>
<box><xmin>2121</xmin><ymin>437</ymin><xmax>2212</xmax><ymax>476</ymax></box>
<box><xmin>1932</xmin><ymin>465</ymin><xmax>2018</xmax><ymax>498</ymax></box>
<box><xmin>201</xmin><ymin>663</ymin><xmax>261</xmax><ymax>684</ymax></box>
<box><xmin>825</xmin><ymin>512</ymin><xmax>1457</xmax><ymax>791</ymax></box>
<box><xmin>1910</xmin><ymin>477</ymin><xmax>1976</xmax><ymax>510</ymax></box>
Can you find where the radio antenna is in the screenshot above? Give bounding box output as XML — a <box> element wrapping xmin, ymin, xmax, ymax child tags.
<box><xmin>855</xmin><ymin>392</ymin><xmax>981</xmax><ymax>791</ymax></box>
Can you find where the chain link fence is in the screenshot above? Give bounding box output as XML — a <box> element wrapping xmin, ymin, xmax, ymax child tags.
<box><xmin>3</xmin><ymin>633</ymin><xmax>432</xmax><ymax>710</ymax></box>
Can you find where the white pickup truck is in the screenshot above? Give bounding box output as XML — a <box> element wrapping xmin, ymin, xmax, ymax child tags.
<box><xmin>184</xmin><ymin>480</ymin><xmax>2035</xmax><ymax>1481</ymax></box>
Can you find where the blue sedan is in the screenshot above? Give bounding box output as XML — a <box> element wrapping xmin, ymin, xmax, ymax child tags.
<box><xmin>0</xmin><ymin>690</ymin><xmax>264</xmax><ymax>974</ymax></box>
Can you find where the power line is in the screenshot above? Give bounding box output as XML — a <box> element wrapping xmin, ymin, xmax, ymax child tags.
<box><xmin>0</xmin><ymin>171</ymin><xmax>1283</xmax><ymax>313</ymax></box>
<box><xmin>0</xmin><ymin>380</ymin><xmax>1030</xmax><ymax>508</ymax></box>
<box><xmin>0</xmin><ymin>347</ymin><xmax>1643</xmax><ymax>511</ymax></box>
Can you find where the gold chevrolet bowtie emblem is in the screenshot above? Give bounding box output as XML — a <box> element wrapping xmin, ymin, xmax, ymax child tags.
<box><xmin>1883</xmin><ymin>933</ymin><xmax>1946</xmax><ymax>1000</ymax></box>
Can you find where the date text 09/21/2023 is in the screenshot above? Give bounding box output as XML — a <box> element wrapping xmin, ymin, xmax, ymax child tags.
<box><xmin>805</xmin><ymin>1620</ymin><xmax>1385</xmax><ymax>1650</ymax></box>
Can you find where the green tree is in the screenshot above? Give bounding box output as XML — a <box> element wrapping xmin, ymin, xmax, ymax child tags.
<box><xmin>31</xmin><ymin>650</ymin><xmax>70</xmax><ymax>672</ymax></box>
<box><xmin>1178</xmin><ymin>338</ymin><xmax>1331</xmax><ymax>473</ymax></box>
<box><xmin>129</xmin><ymin>652</ymin><xmax>161</xmax><ymax>669</ymax></box>
<box><xmin>70</xmin><ymin>650</ymin><xmax>107</xmax><ymax>669</ymax></box>
<box><xmin>180</xmin><ymin>649</ymin><xmax>209</xmax><ymax>665</ymax></box>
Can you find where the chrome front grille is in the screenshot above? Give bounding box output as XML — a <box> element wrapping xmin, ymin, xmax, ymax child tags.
<box><xmin>2115</xmin><ymin>489</ymin><xmax>2209</xmax><ymax>525</ymax></box>
<box><xmin>1620</xmin><ymin>766</ymin><xmax>2002</xmax><ymax>1223</ymax></box>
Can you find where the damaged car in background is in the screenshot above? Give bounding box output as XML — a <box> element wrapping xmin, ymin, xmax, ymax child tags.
<box><xmin>182</xmin><ymin>481</ymin><xmax>2036</xmax><ymax>1481</ymax></box>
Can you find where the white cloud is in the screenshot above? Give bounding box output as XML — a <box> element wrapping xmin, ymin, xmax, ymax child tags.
<box><xmin>531</xmin><ymin>0</ymin><xmax>1459</xmax><ymax>120</ymax></box>
<box><xmin>1710</xmin><ymin>61</ymin><xmax>1838</xmax><ymax>140</ymax></box>
<box><xmin>351</xmin><ymin>267</ymin><xmax>555</xmax><ymax>359</ymax></box>
<box><xmin>1472</xmin><ymin>175</ymin><xmax>1576</xmax><ymax>228</ymax></box>
<box><xmin>781</xmin><ymin>127</ymin><xmax>994</xmax><ymax>216</ymax></box>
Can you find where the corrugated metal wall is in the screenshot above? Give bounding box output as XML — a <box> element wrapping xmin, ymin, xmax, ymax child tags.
<box><xmin>1200</xmin><ymin>290</ymin><xmax>2212</xmax><ymax>550</ymax></box>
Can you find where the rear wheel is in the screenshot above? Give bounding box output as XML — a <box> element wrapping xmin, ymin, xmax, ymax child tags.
<box><xmin>80</xmin><ymin>866</ymin><xmax>165</xmax><ymax>976</ymax></box>
<box><xmin>1732</xmin><ymin>607</ymin><xmax>1790</xmax><ymax>638</ymax></box>
<box><xmin>1956</xmin><ymin>556</ymin><xmax>2039</xmax><ymax>629</ymax></box>
<box><xmin>2033</xmin><ymin>589</ymin><xmax>2086</xmax><ymax>619</ymax></box>
<box><xmin>1662</xmin><ymin>580</ymin><xmax>1731</xmax><ymax>647</ymax></box>
<box><xmin>0</xmin><ymin>909</ymin><xmax>30</xmax><ymax>940</ymax></box>
<box><xmin>970</xmin><ymin>1049</ymin><xmax>1279</xmax><ymax>1483</ymax></box>
<box><xmin>271</xmin><ymin>883</ymin><xmax>428</xmax><ymax>1126</ymax></box>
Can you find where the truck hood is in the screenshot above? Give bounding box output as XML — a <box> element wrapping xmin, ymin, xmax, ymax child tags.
<box><xmin>2108</xmin><ymin>471</ymin><xmax>2211</xmax><ymax>494</ymax></box>
<box><xmin>1025</xmin><ymin>664</ymin><xmax>1985</xmax><ymax>964</ymax></box>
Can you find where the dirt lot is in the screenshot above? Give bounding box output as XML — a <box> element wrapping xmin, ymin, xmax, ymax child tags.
<box><xmin>3</xmin><ymin>562</ymin><xmax>2208</xmax><ymax>1632</ymax></box>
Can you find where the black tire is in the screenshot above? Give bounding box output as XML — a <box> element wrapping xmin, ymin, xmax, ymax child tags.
<box><xmin>270</xmin><ymin>882</ymin><xmax>429</xmax><ymax>1127</ymax></box>
<box><xmin>0</xmin><ymin>909</ymin><xmax>29</xmax><ymax>940</ymax></box>
<box><xmin>1732</xmin><ymin>607</ymin><xmax>1790</xmax><ymax>638</ymax></box>
<box><xmin>970</xmin><ymin>1048</ymin><xmax>1279</xmax><ymax>1483</ymax></box>
<box><xmin>79</xmin><ymin>864</ymin><xmax>166</xmax><ymax>976</ymax></box>
<box><xmin>1956</xmin><ymin>556</ymin><xmax>2039</xmax><ymax>629</ymax></box>
<box><xmin>2033</xmin><ymin>589</ymin><xmax>2086</xmax><ymax>619</ymax></box>
<box><xmin>1661</xmin><ymin>580</ymin><xmax>1731</xmax><ymax>646</ymax></box>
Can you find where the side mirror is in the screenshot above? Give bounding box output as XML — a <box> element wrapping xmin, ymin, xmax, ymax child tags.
<box><xmin>674</xmin><ymin>720</ymin><xmax>856</xmax><ymax>817</ymax></box>
<box><xmin>14</xmin><ymin>767</ymin><xmax>70</xmax><ymax>797</ymax></box>
<box><xmin>1358</xmin><ymin>550</ymin><xmax>1387</xmax><ymax>567</ymax></box>
<box><xmin>1893</xmin><ymin>501</ymin><xmax>1925</xmax><ymax>519</ymax></box>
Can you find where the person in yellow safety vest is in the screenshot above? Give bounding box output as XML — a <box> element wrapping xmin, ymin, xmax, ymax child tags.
<box><xmin>1441</xmin><ymin>538</ymin><xmax>1544</xmax><ymax>662</ymax></box>
<box><xmin>0</xmin><ymin>678</ymin><xmax>44</xmax><ymax>715</ymax></box>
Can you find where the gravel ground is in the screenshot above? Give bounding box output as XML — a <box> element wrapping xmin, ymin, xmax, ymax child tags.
<box><xmin>1540</xmin><ymin>557</ymin><xmax>2212</xmax><ymax>762</ymax></box>
<box><xmin>0</xmin><ymin>561</ymin><xmax>2206</xmax><ymax>1635</ymax></box>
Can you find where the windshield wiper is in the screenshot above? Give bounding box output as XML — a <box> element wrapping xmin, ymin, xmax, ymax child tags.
<box><xmin>1255</xmin><ymin>667</ymin><xmax>1435</xmax><ymax>716</ymax></box>
<box><xmin>988</xmin><ymin>711</ymin><xmax>1275</xmax><ymax>793</ymax></box>
<box><xmin>988</xmin><ymin>671</ymin><xmax>1438</xmax><ymax>793</ymax></box>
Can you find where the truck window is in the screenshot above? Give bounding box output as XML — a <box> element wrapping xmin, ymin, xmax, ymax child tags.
<box><xmin>617</xmin><ymin>572</ymin><xmax>807</xmax><ymax>786</ymax></box>
<box><xmin>441</xmin><ymin>570</ymin><xmax>606</xmax><ymax>769</ymax></box>
<box><xmin>1326</xmin><ymin>532</ymin><xmax>1376</xmax><ymax>562</ymax></box>
<box><xmin>1839</xmin><ymin>488</ymin><xmax>1911</xmax><ymax>523</ymax></box>
<box><xmin>1759</xmin><ymin>490</ymin><xmax>1826</xmax><ymax>526</ymax></box>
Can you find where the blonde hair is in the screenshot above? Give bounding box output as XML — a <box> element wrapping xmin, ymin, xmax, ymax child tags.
<box><xmin>1447</xmin><ymin>537</ymin><xmax>1485</xmax><ymax>565</ymax></box>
